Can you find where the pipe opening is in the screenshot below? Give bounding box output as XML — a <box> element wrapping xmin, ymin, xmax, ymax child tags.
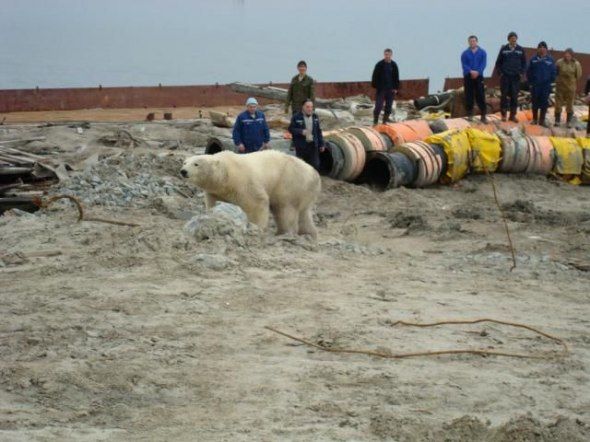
<box><xmin>205</xmin><ymin>139</ymin><xmax>223</xmax><ymax>155</ymax></box>
<box><xmin>364</xmin><ymin>157</ymin><xmax>391</xmax><ymax>191</ymax></box>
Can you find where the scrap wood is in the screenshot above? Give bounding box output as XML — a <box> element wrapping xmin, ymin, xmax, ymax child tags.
<box><xmin>0</xmin><ymin>137</ymin><xmax>46</xmax><ymax>147</ymax></box>
<box><xmin>43</xmin><ymin>194</ymin><xmax>140</xmax><ymax>227</ymax></box>
<box><xmin>265</xmin><ymin>318</ymin><xmax>568</xmax><ymax>361</ymax></box>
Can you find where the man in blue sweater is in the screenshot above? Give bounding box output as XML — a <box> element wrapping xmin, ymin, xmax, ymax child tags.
<box><xmin>494</xmin><ymin>32</ymin><xmax>527</xmax><ymax>122</ymax></box>
<box><xmin>232</xmin><ymin>97</ymin><xmax>270</xmax><ymax>153</ymax></box>
<box><xmin>527</xmin><ymin>42</ymin><xmax>556</xmax><ymax>127</ymax></box>
<box><xmin>461</xmin><ymin>35</ymin><xmax>488</xmax><ymax>123</ymax></box>
<box><xmin>288</xmin><ymin>99</ymin><xmax>325</xmax><ymax>171</ymax></box>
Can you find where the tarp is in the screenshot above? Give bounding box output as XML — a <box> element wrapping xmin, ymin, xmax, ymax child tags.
<box><xmin>549</xmin><ymin>137</ymin><xmax>583</xmax><ymax>176</ymax></box>
<box><xmin>466</xmin><ymin>128</ymin><xmax>502</xmax><ymax>173</ymax></box>
<box><xmin>425</xmin><ymin>129</ymin><xmax>471</xmax><ymax>183</ymax></box>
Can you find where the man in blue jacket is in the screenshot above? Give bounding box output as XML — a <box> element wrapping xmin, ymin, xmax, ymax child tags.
<box><xmin>527</xmin><ymin>42</ymin><xmax>557</xmax><ymax>127</ymax></box>
<box><xmin>371</xmin><ymin>48</ymin><xmax>400</xmax><ymax>125</ymax></box>
<box><xmin>461</xmin><ymin>35</ymin><xmax>488</xmax><ymax>123</ymax></box>
<box><xmin>232</xmin><ymin>97</ymin><xmax>270</xmax><ymax>153</ymax></box>
<box><xmin>288</xmin><ymin>99</ymin><xmax>325</xmax><ymax>171</ymax></box>
<box><xmin>494</xmin><ymin>32</ymin><xmax>527</xmax><ymax>122</ymax></box>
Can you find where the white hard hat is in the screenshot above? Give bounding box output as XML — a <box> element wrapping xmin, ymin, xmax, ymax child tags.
<box><xmin>246</xmin><ymin>97</ymin><xmax>258</xmax><ymax>106</ymax></box>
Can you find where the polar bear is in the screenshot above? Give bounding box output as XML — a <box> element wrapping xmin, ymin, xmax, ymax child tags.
<box><xmin>180</xmin><ymin>150</ymin><xmax>321</xmax><ymax>237</ymax></box>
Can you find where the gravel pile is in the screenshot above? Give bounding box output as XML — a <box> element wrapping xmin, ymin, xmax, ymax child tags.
<box><xmin>54</xmin><ymin>152</ymin><xmax>193</xmax><ymax>207</ymax></box>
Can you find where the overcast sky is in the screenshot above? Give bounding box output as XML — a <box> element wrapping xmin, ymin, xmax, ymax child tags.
<box><xmin>1</xmin><ymin>0</ymin><xmax>588</xmax><ymax>91</ymax></box>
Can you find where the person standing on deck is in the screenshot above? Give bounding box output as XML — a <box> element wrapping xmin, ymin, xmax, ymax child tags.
<box><xmin>555</xmin><ymin>48</ymin><xmax>583</xmax><ymax>127</ymax></box>
<box><xmin>494</xmin><ymin>32</ymin><xmax>527</xmax><ymax>122</ymax></box>
<box><xmin>285</xmin><ymin>60</ymin><xmax>315</xmax><ymax>115</ymax></box>
<box><xmin>371</xmin><ymin>48</ymin><xmax>400</xmax><ymax>125</ymax></box>
<box><xmin>527</xmin><ymin>41</ymin><xmax>556</xmax><ymax>127</ymax></box>
<box><xmin>461</xmin><ymin>35</ymin><xmax>488</xmax><ymax>123</ymax></box>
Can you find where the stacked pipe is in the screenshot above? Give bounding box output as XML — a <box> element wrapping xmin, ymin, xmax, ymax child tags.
<box><xmin>204</xmin><ymin>105</ymin><xmax>588</xmax><ymax>186</ymax></box>
<box><xmin>318</xmin><ymin>115</ymin><xmax>590</xmax><ymax>189</ymax></box>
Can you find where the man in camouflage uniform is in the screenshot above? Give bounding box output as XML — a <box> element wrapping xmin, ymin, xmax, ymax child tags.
<box><xmin>555</xmin><ymin>48</ymin><xmax>583</xmax><ymax>127</ymax></box>
<box><xmin>285</xmin><ymin>60</ymin><xmax>315</xmax><ymax>115</ymax></box>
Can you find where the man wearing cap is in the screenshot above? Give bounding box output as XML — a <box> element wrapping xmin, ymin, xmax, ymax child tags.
<box><xmin>527</xmin><ymin>42</ymin><xmax>556</xmax><ymax>127</ymax></box>
<box><xmin>494</xmin><ymin>32</ymin><xmax>527</xmax><ymax>122</ymax></box>
<box><xmin>285</xmin><ymin>61</ymin><xmax>315</xmax><ymax>115</ymax></box>
<box><xmin>461</xmin><ymin>35</ymin><xmax>488</xmax><ymax>123</ymax></box>
<box><xmin>232</xmin><ymin>98</ymin><xmax>270</xmax><ymax>153</ymax></box>
<box><xmin>555</xmin><ymin>48</ymin><xmax>583</xmax><ymax>127</ymax></box>
<box><xmin>371</xmin><ymin>48</ymin><xmax>400</xmax><ymax>125</ymax></box>
<box><xmin>288</xmin><ymin>99</ymin><xmax>326</xmax><ymax>171</ymax></box>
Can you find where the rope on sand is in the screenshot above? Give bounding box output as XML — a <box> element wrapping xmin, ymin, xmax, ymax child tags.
<box><xmin>43</xmin><ymin>194</ymin><xmax>140</xmax><ymax>227</ymax></box>
<box><xmin>265</xmin><ymin>318</ymin><xmax>568</xmax><ymax>360</ymax></box>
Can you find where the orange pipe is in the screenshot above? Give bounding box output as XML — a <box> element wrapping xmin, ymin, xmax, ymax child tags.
<box><xmin>347</xmin><ymin>127</ymin><xmax>386</xmax><ymax>152</ymax></box>
<box><xmin>399</xmin><ymin>119</ymin><xmax>433</xmax><ymax>139</ymax></box>
<box><xmin>443</xmin><ymin>118</ymin><xmax>471</xmax><ymax>131</ymax></box>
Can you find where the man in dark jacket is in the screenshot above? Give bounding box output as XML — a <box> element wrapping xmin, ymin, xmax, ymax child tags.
<box><xmin>285</xmin><ymin>60</ymin><xmax>315</xmax><ymax>115</ymax></box>
<box><xmin>371</xmin><ymin>48</ymin><xmax>400</xmax><ymax>125</ymax></box>
<box><xmin>494</xmin><ymin>32</ymin><xmax>527</xmax><ymax>122</ymax></box>
<box><xmin>461</xmin><ymin>35</ymin><xmax>488</xmax><ymax>122</ymax></box>
<box><xmin>527</xmin><ymin>42</ymin><xmax>556</xmax><ymax>127</ymax></box>
<box><xmin>288</xmin><ymin>99</ymin><xmax>325</xmax><ymax>171</ymax></box>
<box><xmin>232</xmin><ymin>97</ymin><xmax>270</xmax><ymax>153</ymax></box>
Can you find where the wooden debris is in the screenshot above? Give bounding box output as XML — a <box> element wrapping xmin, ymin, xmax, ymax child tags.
<box><xmin>209</xmin><ymin>111</ymin><xmax>235</xmax><ymax>128</ymax></box>
<box><xmin>229</xmin><ymin>82</ymin><xmax>337</xmax><ymax>108</ymax></box>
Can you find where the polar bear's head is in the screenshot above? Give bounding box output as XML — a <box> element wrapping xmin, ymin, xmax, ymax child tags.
<box><xmin>180</xmin><ymin>155</ymin><xmax>228</xmax><ymax>190</ymax></box>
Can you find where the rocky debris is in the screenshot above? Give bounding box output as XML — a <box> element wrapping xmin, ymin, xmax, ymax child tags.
<box><xmin>388</xmin><ymin>212</ymin><xmax>429</xmax><ymax>232</ymax></box>
<box><xmin>322</xmin><ymin>239</ymin><xmax>386</xmax><ymax>256</ymax></box>
<box><xmin>184</xmin><ymin>202</ymin><xmax>249</xmax><ymax>242</ymax></box>
<box><xmin>151</xmin><ymin>195</ymin><xmax>198</xmax><ymax>220</ymax></box>
<box><xmin>503</xmin><ymin>199</ymin><xmax>590</xmax><ymax>226</ymax></box>
<box><xmin>370</xmin><ymin>413</ymin><xmax>589</xmax><ymax>441</ymax></box>
<box><xmin>53</xmin><ymin>152</ymin><xmax>195</xmax><ymax>208</ymax></box>
<box><xmin>191</xmin><ymin>253</ymin><xmax>235</xmax><ymax>271</ymax></box>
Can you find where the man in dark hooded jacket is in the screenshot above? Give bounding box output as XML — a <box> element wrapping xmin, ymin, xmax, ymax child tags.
<box><xmin>371</xmin><ymin>48</ymin><xmax>400</xmax><ymax>125</ymax></box>
<box><xmin>494</xmin><ymin>31</ymin><xmax>527</xmax><ymax>122</ymax></box>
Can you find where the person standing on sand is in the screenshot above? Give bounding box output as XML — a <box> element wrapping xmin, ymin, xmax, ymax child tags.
<box><xmin>461</xmin><ymin>35</ymin><xmax>488</xmax><ymax>123</ymax></box>
<box><xmin>285</xmin><ymin>60</ymin><xmax>315</xmax><ymax>115</ymax></box>
<box><xmin>527</xmin><ymin>41</ymin><xmax>556</xmax><ymax>127</ymax></box>
<box><xmin>555</xmin><ymin>48</ymin><xmax>583</xmax><ymax>127</ymax></box>
<box><xmin>371</xmin><ymin>48</ymin><xmax>400</xmax><ymax>125</ymax></box>
<box><xmin>288</xmin><ymin>99</ymin><xmax>326</xmax><ymax>171</ymax></box>
<box><xmin>232</xmin><ymin>97</ymin><xmax>270</xmax><ymax>153</ymax></box>
<box><xmin>494</xmin><ymin>32</ymin><xmax>527</xmax><ymax>122</ymax></box>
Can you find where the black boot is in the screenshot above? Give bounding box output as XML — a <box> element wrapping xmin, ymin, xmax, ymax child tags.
<box><xmin>554</xmin><ymin>112</ymin><xmax>561</xmax><ymax>127</ymax></box>
<box><xmin>539</xmin><ymin>109</ymin><xmax>548</xmax><ymax>127</ymax></box>
<box><xmin>373</xmin><ymin>115</ymin><xmax>379</xmax><ymax>125</ymax></box>
<box><xmin>501</xmin><ymin>111</ymin><xmax>507</xmax><ymax>122</ymax></box>
<box><xmin>566</xmin><ymin>112</ymin><xmax>574</xmax><ymax>128</ymax></box>
<box><xmin>531</xmin><ymin>108</ymin><xmax>538</xmax><ymax>125</ymax></box>
<box><xmin>382</xmin><ymin>113</ymin><xmax>391</xmax><ymax>124</ymax></box>
<box><xmin>480</xmin><ymin>114</ymin><xmax>488</xmax><ymax>124</ymax></box>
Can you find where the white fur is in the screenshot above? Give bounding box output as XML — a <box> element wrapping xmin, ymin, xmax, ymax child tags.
<box><xmin>181</xmin><ymin>150</ymin><xmax>321</xmax><ymax>237</ymax></box>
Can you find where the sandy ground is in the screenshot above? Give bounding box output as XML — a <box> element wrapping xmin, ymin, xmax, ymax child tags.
<box><xmin>0</xmin><ymin>106</ymin><xmax>244</xmax><ymax>124</ymax></box>
<box><xmin>1</xmin><ymin>121</ymin><xmax>590</xmax><ymax>441</ymax></box>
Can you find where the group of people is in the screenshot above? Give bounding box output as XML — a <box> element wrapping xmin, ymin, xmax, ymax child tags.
<box><xmin>232</xmin><ymin>39</ymin><xmax>587</xmax><ymax>171</ymax></box>
<box><xmin>232</xmin><ymin>59</ymin><xmax>325</xmax><ymax>171</ymax></box>
<box><xmin>461</xmin><ymin>31</ymin><xmax>584</xmax><ymax>127</ymax></box>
